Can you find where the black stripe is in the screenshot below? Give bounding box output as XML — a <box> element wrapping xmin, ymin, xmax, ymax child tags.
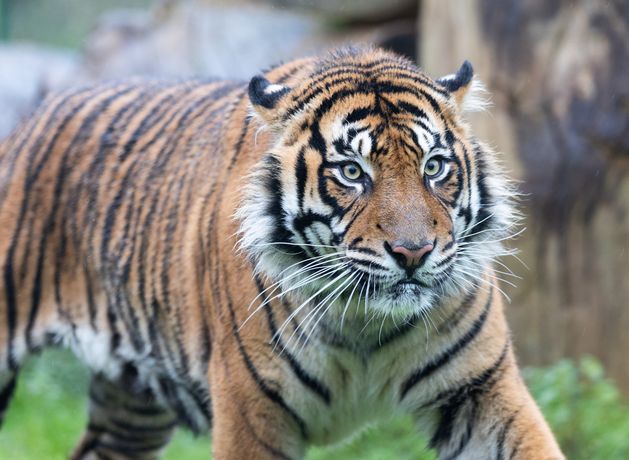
<box><xmin>108</xmin><ymin>417</ymin><xmax>177</xmax><ymax>434</ymax></box>
<box><xmin>155</xmin><ymin>86</ymin><xmax>239</xmax><ymax>373</ymax></box>
<box><xmin>210</xmin><ymin>102</ymin><xmax>308</xmax><ymax>438</ymax></box>
<box><xmin>437</xmin><ymin>285</ymin><xmax>480</xmax><ymax>334</ymax></box>
<box><xmin>400</xmin><ymin>287</ymin><xmax>493</xmax><ymax>400</ymax></box>
<box><xmin>348</xmin><ymin>236</ymin><xmax>363</xmax><ymax>247</ymax></box>
<box><xmin>264</xmin><ymin>155</ymin><xmax>293</xmax><ymax>246</ymax></box>
<box><xmin>396</xmin><ymin>100</ymin><xmax>430</xmax><ymax>121</ymax></box>
<box><xmin>66</xmin><ymin>86</ymin><xmax>152</xmax><ymax>336</ymax></box>
<box><xmin>437</xmin><ymin>399</ymin><xmax>479</xmax><ymax>460</ymax></box>
<box><xmin>313</xmin><ymin>89</ymin><xmax>372</xmax><ymax>121</ymax></box>
<box><xmin>368</xmin><ymin>314</ymin><xmax>421</xmax><ymax>353</ymax></box>
<box><xmin>255</xmin><ymin>276</ymin><xmax>332</xmax><ymax>405</ymax></box>
<box><xmin>0</xmin><ymin>88</ymin><xmax>85</xmax><ymax>210</ymax></box>
<box><xmin>345</xmin><ymin>106</ymin><xmax>372</xmax><ymax>124</ymax></box>
<box><xmin>468</xmin><ymin>144</ymin><xmax>493</xmax><ymax>238</ymax></box>
<box><xmin>227</xmin><ymin>297</ymin><xmax>308</xmax><ymax>438</ymax></box>
<box><xmin>289</xmin><ymin>58</ymin><xmax>448</xmax><ymax>118</ymax></box>
<box><xmin>496</xmin><ymin>412</ymin><xmax>518</xmax><ymax>460</ymax></box>
<box><xmin>73</xmin><ymin>436</ymin><xmax>102</xmax><ymax>459</ymax></box>
<box><xmin>25</xmin><ymin>86</ymin><xmax>135</xmax><ymax>350</ymax></box>
<box><xmin>448</xmin><ymin>145</ymin><xmax>465</xmax><ymax>206</ymax></box>
<box><xmin>236</xmin><ymin>400</ymin><xmax>295</xmax><ymax>460</ymax></box>
<box><xmin>98</xmin><ymin>84</ymin><xmax>194</xmax><ymax>344</ymax></box>
<box><xmin>348</xmin><ymin>258</ymin><xmax>388</xmax><ymax>272</ymax></box>
<box><xmin>295</xmin><ymin>147</ymin><xmax>308</xmax><ymax>211</ymax></box>
<box><xmin>349</xmin><ymin>246</ymin><xmax>378</xmax><ymax>256</ymax></box>
<box><xmin>0</xmin><ymin>375</ymin><xmax>17</xmax><ymax>417</ymax></box>
<box><xmin>461</xmin><ymin>143</ymin><xmax>474</xmax><ymax>228</ymax></box>
<box><xmin>3</xmin><ymin>88</ymin><xmax>100</xmax><ymax>369</ymax></box>
<box><xmin>435</xmin><ymin>252</ymin><xmax>456</xmax><ymax>268</ymax></box>
<box><xmin>87</xmin><ymin>422</ymin><xmax>172</xmax><ymax>446</ymax></box>
<box><xmin>97</xmin><ymin>440</ymin><xmax>169</xmax><ymax>454</ymax></box>
<box><xmin>131</xmin><ymin>84</ymin><xmax>234</xmax><ymax>368</ymax></box>
<box><xmin>442</xmin><ymin>236</ymin><xmax>455</xmax><ymax>252</ymax></box>
<box><xmin>508</xmin><ymin>437</ymin><xmax>523</xmax><ymax>460</ymax></box>
<box><xmin>341</xmin><ymin>202</ymin><xmax>368</xmax><ymax>237</ymax></box>
<box><xmin>427</xmin><ymin>341</ymin><xmax>510</xmax><ymax>456</ymax></box>
<box><xmin>156</xmin><ymin>378</ymin><xmax>202</xmax><ymax>431</ymax></box>
<box><xmin>288</xmin><ymin>75</ymin><xmax>361</xmax><ymax>118</ymax></box>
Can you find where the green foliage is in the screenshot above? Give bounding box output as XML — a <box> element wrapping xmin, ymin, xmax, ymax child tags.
<box><xmin>0</xmin><ymin>349</ymin><xmax>88</xmax><ymax>459</ymax></box>
<box><xmin>0</xmin><ymin>350</ymin><xmax>627</xmax><ymax>459</ymax></box>
<box><xmin>523</xmin><ymin>356</ymin><xmax>629</xmax><ymax>460</ymax></box>
<box><xmin>4</xmin><ymin>0</ymin><xmax>152</xmax><ymax>48</ymax></box>
<box><xmin>308</xmin><ymin>417</ymin><xmax>435</xmax><ymax>460</ymax></box>
<box><xmin>0</xmin><ymin>349</ymin><xmax>211</xmax><ymax>459</ymax></box>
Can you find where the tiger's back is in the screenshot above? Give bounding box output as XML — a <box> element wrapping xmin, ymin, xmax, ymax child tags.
<box><xmin>0</xmin><ymin>78</ymin><xmax>251</xmax><ymax>434</ymax></box>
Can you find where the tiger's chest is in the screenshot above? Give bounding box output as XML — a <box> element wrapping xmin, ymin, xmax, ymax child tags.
<box><xmin>284</xmin><ymin>337</ymin><xmax>426</xmax><ymax>445</ymax></box>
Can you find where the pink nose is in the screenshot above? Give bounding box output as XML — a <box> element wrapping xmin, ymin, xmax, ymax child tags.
<box><xmin>391</xmin><ymin>243</ymin><xmax>434</xmax><ymax>269</ymax></box>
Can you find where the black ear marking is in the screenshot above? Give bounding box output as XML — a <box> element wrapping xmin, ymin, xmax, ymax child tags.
<box><xmin>437</xmin><ymin>60</ymin><xmax>474</xmax><ymax>92</ymax></box>
<box><xmin>248</xmin><ymin>75</ymin><xmax>290</xmax><ymax>109</ymax></box>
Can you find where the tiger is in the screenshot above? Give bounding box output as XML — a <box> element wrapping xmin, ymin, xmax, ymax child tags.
<box><xmin>0</xmin><ymin>46</ymin><xmax>564</xmax><ymax>459</ymax></box>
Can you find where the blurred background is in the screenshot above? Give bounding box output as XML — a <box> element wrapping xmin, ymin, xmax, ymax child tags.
<box><xmin>0</xmin><ymin>0</ymin><xmax>627</xmax><ymax>458</ymax></box>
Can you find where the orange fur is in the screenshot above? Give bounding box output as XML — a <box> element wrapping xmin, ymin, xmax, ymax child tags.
<box><xmin>0</xmin><ymin>48</ymin><xmax>563</xmax><ymax>459</ymax></box>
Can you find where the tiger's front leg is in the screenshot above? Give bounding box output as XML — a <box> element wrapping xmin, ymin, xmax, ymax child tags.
<box><xmin>418</xmin><ymin>347</ymin><xmax>564</xmax><ymax>460</ymax></box>
<box><xmin>210</xmin><ymin>343</ymin><xmax>306</xmax><ymax>460</ymax></box>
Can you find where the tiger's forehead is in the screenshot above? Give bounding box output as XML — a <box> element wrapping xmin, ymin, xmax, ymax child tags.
<box><xmin>328</xmin><ymin>109</ymin><xmax>443</xmax><ymax>159</ymax></box>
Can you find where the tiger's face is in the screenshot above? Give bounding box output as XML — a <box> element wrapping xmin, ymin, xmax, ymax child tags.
<box><xmin>239</xmin><ymin>49</ymin><xmax>515</xmax><ymax>324</ymax></box>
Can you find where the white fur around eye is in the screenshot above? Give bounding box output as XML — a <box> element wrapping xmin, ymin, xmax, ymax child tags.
<box><xmin>333</xmin><ymin>167</ymin><xmax>366</xmax><ymax>188</ymax></box>
<box><xmin>412</xmin><ymin>125</ymin><xmax>435</xmax><ymax>154</ymax></box>
<box><xmin>349</xmin><ymin>130</ymin><xmax>372</xmax><ymax>157</ymax></box>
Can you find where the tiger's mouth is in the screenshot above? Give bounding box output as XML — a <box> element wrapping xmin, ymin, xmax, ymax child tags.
<box><xmin>357</xmin><ymin>276</ymin><xmax>431</xmax><ymax>301</ymax></box>
<box><xmin>391</xmin><ymin>283</ymin><xmax>422</xmax><ymax>300</ymax></box>
<box><xmin>396</xmin><ymin>278</ymin><xmax>422</xmax><ymax>287</ymax></box>
<box><xmin>391</xmin><ymin>277</ymin><xmax>435</xmax><ymax>297</ymax></box>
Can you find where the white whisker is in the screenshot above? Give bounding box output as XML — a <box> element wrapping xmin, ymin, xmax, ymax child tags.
<box><xmin>456</xmin><ymin>212</ymin><xmax>496</xmax><ymax>238</ymax></box>
<box><xmin>340</xmin><ymin>273</ymin><xmax>363</xmax><ymax>333</ymax></box>
<box><xmin>296</xmin><ymin>272</ymin><xmax>359</xmax><ymax>356</ymax></box>
<box><xmin>239</xmin><ymin>258</ymin><xmax>347</xmax><ymax>331</ymax></box>
<box><xmin>248</xmin><ymin>252</ymin><xmax>345</xmax><ymax>306</ymax></box>
<box><xmin>272</xmin><ymin>268</ymin><xmax>351</xmax><ymax>346</ymax></box>
<box><xmin>250</xmin><ymin>241</ymin><xmax>338</xmax><ymax>249</ymax></box>
<box><xmin>453</xmin><ymin>266</ymin><xmax>512</xmax><ymax>302</ymax></box>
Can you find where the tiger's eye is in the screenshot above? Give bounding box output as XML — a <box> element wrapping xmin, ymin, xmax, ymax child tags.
<box><xmin>341</xmin><ymin>163</ymin><xmax>363</xmax><ymax>181</ymax></box>
<box><xmin>424</xmin><ymin>158</ymin><xmax>444</xmax><ymax>178</ymax></box>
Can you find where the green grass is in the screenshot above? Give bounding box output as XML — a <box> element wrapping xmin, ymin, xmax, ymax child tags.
<box><xmin>523</xmin><ymin>357</ymin><xmax>629</xmax><ymax>459</ymax></box>
<box><xmin>0</xmin><ymin>349</ymin><xmax>434</xmax><ymax>459</ymax></box>
<box><xmin>1</xmin><ymin>350</ymin><xmax>628</xmax><ymax>459</ymax></box>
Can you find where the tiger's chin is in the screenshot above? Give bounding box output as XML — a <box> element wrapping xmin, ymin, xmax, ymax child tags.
<box><xmin>363</xmin><ymin>280</ymin><xmax>440</xmax><ymax>321</ymax></box>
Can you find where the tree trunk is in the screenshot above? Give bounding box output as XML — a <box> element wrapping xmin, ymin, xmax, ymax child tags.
<box><xmin>419</xmin><ymin>0</ymin><xmax>629</xmax><ymax>390</ymax></box>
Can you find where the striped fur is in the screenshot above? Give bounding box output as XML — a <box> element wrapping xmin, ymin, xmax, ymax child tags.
<box><xmin>0</xmin><ymin>48</ymin><xmax>563</xmax><ymax>459</ymax></box>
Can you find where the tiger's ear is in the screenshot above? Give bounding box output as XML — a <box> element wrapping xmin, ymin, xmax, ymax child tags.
<box><xmin>437</xmin><ymin>60</ymin><xmax>488</xmax><ymax>112</ymax></box>
<box><xmin>248</xmin><ymin>75</ymin><xmax>291</xmax><ymax>126</ymax></box>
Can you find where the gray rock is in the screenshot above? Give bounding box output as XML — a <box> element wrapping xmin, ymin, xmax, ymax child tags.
<box><xmin>79</xmin><ymin>2</ymin><xmax>323</xmax><ymax>81</ymax></box>
<box><xmin>0</xmin><ymin>44</ymin><xmax>77</xmax><ymax>138</ymax></box>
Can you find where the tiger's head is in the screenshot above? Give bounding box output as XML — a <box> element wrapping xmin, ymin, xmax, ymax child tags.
<box><xmin>238</xmin><ymin>48</ymin><xmax>516</xmax><ymax>325</ymax></box>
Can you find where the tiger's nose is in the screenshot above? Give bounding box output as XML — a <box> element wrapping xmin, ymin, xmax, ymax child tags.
<box><xmin>385</xmin><ymin>240</ymin><xmax>434</xmax><ymax>270</ymax></box>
